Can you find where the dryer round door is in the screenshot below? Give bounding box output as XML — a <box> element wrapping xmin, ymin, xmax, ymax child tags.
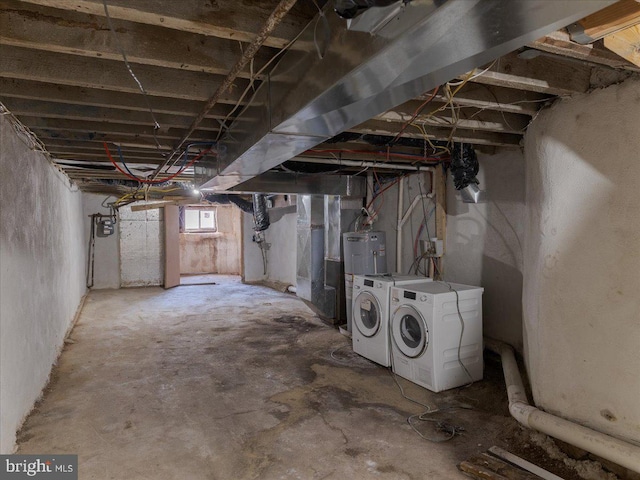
<box><xmin>392</xmin><ymin>305</ymin><xmax>429</xmax><ymax>358</ymax></box>
<box><xmin>354</xmin><ymin>291</ymin><xmax>382</xmax><ymax>337</ymax></box>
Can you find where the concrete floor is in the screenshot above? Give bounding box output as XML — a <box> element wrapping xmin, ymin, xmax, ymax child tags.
<box><xmin>180</xmin><ymin>274</ymin><xmax>231</xmax><ymax>286</ymax></box>
<box><xmin>17</xmin><ymin>277</ymin><xmax>520</xmax><ymax>479</ymax></box>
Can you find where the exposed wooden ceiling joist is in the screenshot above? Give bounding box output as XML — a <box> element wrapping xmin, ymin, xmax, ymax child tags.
<box><xmin>529</xmin><ymin>32</ymin><xmax>640</xmax><ymax>71</ymax></box>
<box><xmin>567</xmin><ymin>0</ymin><xmax>640</xmax><ymax>43</ymax></box>
<box><xmin>350</xmin><ymin>120</ymin><xmax>523</xmax><ymax>148</ymax></box>
<box><xmin>1</xmin><ymin>1</ymin><xmax>639</xmax><ymax>192</ymax></box>
<box><xmin>6</xmin><ymin>99</ymin><xmax>231</xmax><ymax>129</ymax></box>
<box><xmin>0</xmin><ymin>4</ymin><xmax>274</xmax><ymax>79</ymax></box>
<box><xmin>604</xmin><ymin>25</ymin><xmax>640</xmax><ymax>68</ymax></box>
<box><xmin>0</xmin><ymin>78</ymin><xmax>232</xmax><ymax>118</ymax></box>
<box><xmin>14</xmin><ymin>0</ymin><xmax>316</xmax><ymax>48</ymax></box>
<box><xmin>0</xmin><ymin>47</ymin><xmax>253</xmax><ymax>104</ymax></box>
<box><xmin>466</xmin><ymin>51</ymin><xmax>617</xmax><ymax>96</ymax></box>
<box><xmin>376</xmin><ymin>100</ymin><xmax>531</xmax><ymax>135</ymax></box>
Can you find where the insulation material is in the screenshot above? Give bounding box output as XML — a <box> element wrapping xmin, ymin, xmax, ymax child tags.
<box><xmin>252</xmin><ymin>194</ymin><xmax>270</xmax><ymax>232</ymax></box>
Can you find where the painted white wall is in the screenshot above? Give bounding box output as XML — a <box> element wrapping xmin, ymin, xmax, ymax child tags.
<box><xmin>446</xmin><ymin>150</ymin><xmax>525</xmax><ymax>351</ymax></box>
<box><xmin>243</xmin><ymin>207</ymin><xmax>297</xmax><ymax>285</ymax></box>
<box><xmin>523</xmin><ymin>78</ymin><xmax>640</xmax><ymax>443</ymax></box>
<box><xmin>0</xmin><ymin>115</ymin><xmax>87</xmax><ymax>453</ymax></box>
<box><xmin>82</xmin><ymin>193</ymin><xmax>120</xmax><ymax>289</ymax></box>
<box><xmin>119</xmin><ymin>203</ymin><xmax>164</xmax><ymax>287</ymax></box>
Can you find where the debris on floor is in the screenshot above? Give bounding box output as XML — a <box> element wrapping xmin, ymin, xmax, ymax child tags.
<box><xmin>459</xmin><ymin>449</ymin><xmax>542</xmax><ymax>480</ymax></box>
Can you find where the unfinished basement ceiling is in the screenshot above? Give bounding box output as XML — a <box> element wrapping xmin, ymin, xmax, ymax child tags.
<box><xmin>1</xmin><ymin>0</ymin><xmax>638</xmax><ymax>196</ymax></box>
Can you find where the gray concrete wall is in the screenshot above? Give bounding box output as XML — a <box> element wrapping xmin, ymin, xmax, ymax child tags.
<box><xmin>523</xmin><ymin>78</ymin><xmax>640</xmax><ymax>443</ymax></box>
<box><xmin>0</xmin><ymin>115</ymin><xmax>87</xmax><ymax>453</ymax></box>
<box><xmin>119</xmin><ymin>204</ymin><xmax>164</xmax><ymax>287</ymax></box>
<box><xmin>242</xmin><ymin>208</ymin><xmax>297</xmax><ymax>286</ymax></box>
<box><xmin>82</xmin><ymin>193</ymin><xmax>120</xmax><ymax>289</ymax></box>
<box><xmin>180</xmin><ymin>205</ymin><xmax>241</xmax><ymax>275</ymax></box>
<box><xmin>372</xmin><ymin>172</ymin><xmax>435</xmax><ymax>275</ymax></box>
<box><xmin>445</xmin><ymin>150</ymin><xmax>525</xmax><ymax>351</ymax></box>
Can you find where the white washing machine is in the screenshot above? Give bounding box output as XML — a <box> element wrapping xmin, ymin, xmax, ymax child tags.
<box><xmin>390</xmin><ymin>282</ymin><xmax>484</xmax><ymax>392</ymax></box>
<box><xmin>352</xmin><ymin>274</ymin><xmax>432</xmax><ymax>367</ymax></box>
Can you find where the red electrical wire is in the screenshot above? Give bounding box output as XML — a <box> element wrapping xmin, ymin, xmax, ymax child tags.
<box><xmin>103</xmin><ymin>142</ymin><xmax>214</xmax><ymax>184</ymax></box>
<box><xmin>366</xmin><ymin>176</ymin><xmax>402</xmax><ymax>211</ymax></box>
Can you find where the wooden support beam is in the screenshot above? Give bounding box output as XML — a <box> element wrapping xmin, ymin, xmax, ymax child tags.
<box><xmin>53</xmin><ymin>153</ymin><xmax>168</xmax><ymax>164</ymax></box>
<box><xmin>468</xmin><ymin>52</ymin><xmax>594</xmax><ymax>95</ymax></box>
<box><xmin>567</xmin><ymin>0</ymin><xmax>640</xmax><ymax>44</ymax></box>
<box><xmin>38</xmin><ymin>138</ymin><xmax>166</xmax><ymax>152</ymax></box>
<box><xmin>350</xmin><ymin>120</ymin><xmax>523</xmax><ymax>148</ymax></box>
<box><xmin>376</xmin><ymin>100</ymin><xmax>530</xmax><ymax>135</ymax></box>
<box><xmin>31</xmin><ymin>128</ymin><xmax>210</xmax><ymax>145</ymax></box>
<box><xmin>18</xmin><ymin>116</ymin><xmax>216</xmax><ymax>141</ymax></box>
<box><xmin>604</xmin><ymin>24</ymin><xmax>640</xmax><ymax>67</ymax></box>
<box><xmin>529</xmin><ymin>31</ymin><xmax>640</xmax><ymax>71</ymax></box>
<box><xmin>428</xmin><ymin>83</ymin><xmax>550</xmax><ymax>116</ymax></box>
<box><xmin>0</xmin><ymin>78</ymin><xmax>234</xmax><ymax>118</ymax></box>
<box><xmin>0</xmin><ymin>5</ymin><xmax>274</xmax><ymax>79</ymax></box>
<box><xmin>0</xmin><ymin>47</ymin><xmax>251</xmax><ymax>104</ymax></box>
<box><xmin>14</xmin><ymin>0</ymin><xmax>315</xmax><ymax>49</ymax></box>
<box><xmin>5</xmin><ymin>99</ymin><xmax>228</xmax><ymax>131</ymax></box>
<box><xmin>130</xmin><ymin>201</ymin><xmax>176</xmax><ymax>212</ymax></box>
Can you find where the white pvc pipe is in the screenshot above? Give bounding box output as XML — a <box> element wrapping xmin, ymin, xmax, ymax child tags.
<box><xmin>485</xmin><ymin>339</ymin><xmax>640</xmax><ymax>474</ymax></box>
<box><xmin>366</xmin><ymin>171</ymin><xmax>374</xmax><ymax>209</ymax></box>
<box><xmin>396</xmin><ymin>172</ymin><xmax>434</xmax><ymax>274</ymax></box>
<box><xmin>396</xmin><ymin>177</ymin><xmax>404</xmax><ymax>273</ymax></box>
<box><xmin>400</xmin><ymin>194</ymin><xmax>429</xmax><ymax>229</ymax></box>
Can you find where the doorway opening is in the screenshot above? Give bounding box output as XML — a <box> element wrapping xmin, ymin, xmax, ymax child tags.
<box><xmin>164</xmin><ymin>204</ymin><xmax>243</xmax><ymax>287</ymax></box>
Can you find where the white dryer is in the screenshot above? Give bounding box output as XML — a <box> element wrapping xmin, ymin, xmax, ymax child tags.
<box><xmin>352</xmin><ymin>274</ymin><xmax>432</xmax><ymax>367</ymax></box>
<box><xmin>390</xmin><ymin>282</ymin><xmax>484</xmax><ymax>392</ymax></box>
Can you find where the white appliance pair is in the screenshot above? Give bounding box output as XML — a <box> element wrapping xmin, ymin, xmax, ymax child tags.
<box><xmin>352</xmin><ymin>274</ymin><xmax>431</xmax><ymax>367</ymax></box>
<box><xmin>352</xmin><ymin>275</ymin><xmax>484</xmax><ymax>392</ymax></box>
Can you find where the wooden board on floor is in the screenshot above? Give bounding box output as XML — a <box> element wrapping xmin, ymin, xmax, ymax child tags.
<box><xmin>459</xmin><ymin>452</ymin><xmax>542</xmax><ymax>480</ymax></box>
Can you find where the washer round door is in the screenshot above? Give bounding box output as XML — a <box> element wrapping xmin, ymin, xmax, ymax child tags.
<box><xmin>354</xmin><ymin>291</ymin><xmax>382</xmax><ymax>337</ymax></box>
<box><xmin>392</xmin><ymin>305</ymin><xmax>429</xmax><ymax>358</ymax></box>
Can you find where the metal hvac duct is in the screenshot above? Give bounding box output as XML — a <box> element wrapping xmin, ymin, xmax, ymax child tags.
<box><xmin>199</xmin><ymin>0</ymin><xmax>614</xmax><ymax>192</ymax></box>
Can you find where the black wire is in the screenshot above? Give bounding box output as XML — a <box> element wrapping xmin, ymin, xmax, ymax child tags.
<box><xmin>443</xmin><ymin>282</ymin><xmax>474</xmax><ymax>387</ymax></box>
<box><xmin>86</xmin><ymin>215</ymin><xmax>96</xmax><ymax>289</ymax></box>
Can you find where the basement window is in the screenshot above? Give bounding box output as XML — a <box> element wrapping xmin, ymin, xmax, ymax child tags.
<box><xmin>184</xmin><ymin>207</ymin><xmax>217</xmax><ymax>232</ymax></box>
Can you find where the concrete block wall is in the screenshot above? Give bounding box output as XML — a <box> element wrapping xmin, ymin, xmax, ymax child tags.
<box><xmin>0</xmin><ymin>115</ymin><xmax>87</xmax><ymax>453</ymax></box>
<box><xmin>119</xmin><ymin>204</ymin><xmax>164</xmax><ymax>287</ymax></box>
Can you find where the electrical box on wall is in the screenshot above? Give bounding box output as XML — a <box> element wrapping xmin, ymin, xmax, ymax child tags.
<box><xmin>96</xmin><ymin>218</ymin><xmax>115</xmax><ymax>237</ymax></box>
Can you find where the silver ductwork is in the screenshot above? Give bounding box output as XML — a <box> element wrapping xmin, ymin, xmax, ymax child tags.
<box><xmin>199</xmin><ymin>0</ymin><xmax>614</xmax><ymax>192</ymax></box>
